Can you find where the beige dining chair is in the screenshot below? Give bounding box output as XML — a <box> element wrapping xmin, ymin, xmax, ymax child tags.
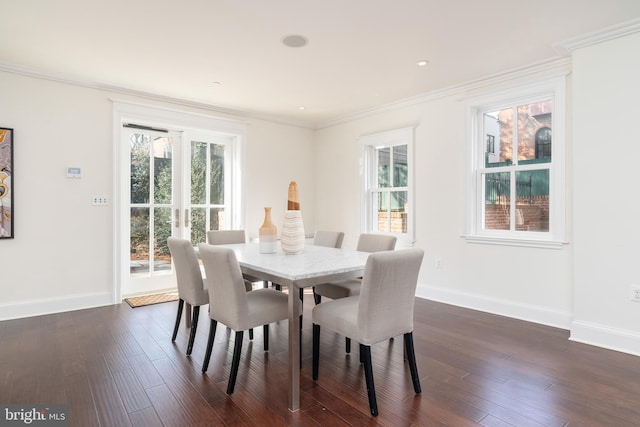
<box><xmin>207</xmin><ymin>229</ymin><xmax>268</xmax><ymax>289</ymax></box>
<box><xmin>199</xmin><ymin>243</ymin><xmax>289</xmax><ymax>394</ymax></box>
<box><xmin>313</xmin><ymin>230</ymin><xmax>345</xmax><ymax>249</ymax></box>
<box><xmin>167</xmin><ymin>237</ymin><xmax>210</xmax><ymax>356</ymax></box>
<box><xmin>313</xmin><ymin>233</ymin><xmax>397</xmax><ymax>305</ymax></box>
<box><xmin>310</xmin><ymin>230</ymin><xmax>345</xmax><ymax>305</ymax></box>
<box><xmin>312</xmin><ymin>248</ymin><xmax>424</xmax><ymax>416</ymax></box>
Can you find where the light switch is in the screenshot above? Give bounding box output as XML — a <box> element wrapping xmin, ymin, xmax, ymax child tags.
<box><xmin>92</xmin><ymin>195</ymin><xmax>108</xmax><ymax>206</ymax></box>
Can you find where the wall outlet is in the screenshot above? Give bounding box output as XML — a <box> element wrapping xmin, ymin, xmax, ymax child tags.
<box><xmin>630</xmin><ymin>285</ymin><xmax>640</xmax><ymax>303</ymax></box>
<box><xmin>435</xmin><ymin>257</ymin><xmax>443</xmax><ymax>269</ymax></box>
<box><xmin>92</xmin><ymin>195</ymin><xmax>108</xmax><ymax>206</ymax></box>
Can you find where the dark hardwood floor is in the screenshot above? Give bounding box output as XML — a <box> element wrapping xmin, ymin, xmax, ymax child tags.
<box><xmin>1</xmin><ymin>292</ymin><xmax>639</xmax><ymax>426</ymax></box>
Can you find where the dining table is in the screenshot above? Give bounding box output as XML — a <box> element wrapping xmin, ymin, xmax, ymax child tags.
<box><xmin>216</xmin><ymin>242</ymin><xmax>370</xmax><ymax>412</ymax></box>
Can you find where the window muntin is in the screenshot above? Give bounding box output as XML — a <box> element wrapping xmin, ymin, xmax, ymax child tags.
<box><xmin>189</xmin><ymin>137</ymin><xmax>233</xmax><ymax>245</ymax></box>
<box><xmin>480</xmin><ymin>100</ymin><xmax>552</xmax><ymax>234</ymax></box>
<box><xmin>361</xmin><ymin>128</ymin><xmax>414</xmax><ymax>244</ymax></box>
<box><xmin>481</xmin><ymin>100</ymin><xmax>552</xmax><ymax>233</ymax></box>
<box><xmin>466</xmin><ymin>77</ymin><xmax>565</xmax><ymax>247</ymax></box>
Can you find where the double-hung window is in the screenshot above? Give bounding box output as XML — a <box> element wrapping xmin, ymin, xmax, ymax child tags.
<box><xmin>465</xmin><ymin>77</ymin><xmax>566</xmax><ymax>248</ymax></box>
<box><xmin>361</xmin><ymin>127</ymin><xmax>414</xmax><ymax>245</ymax></box>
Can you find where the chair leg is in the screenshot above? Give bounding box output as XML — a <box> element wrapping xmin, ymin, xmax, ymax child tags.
<box><xmin>275</xmin><ymin>284</ymin><xmax>281</xmax><ymax>291</ymax></box>
<box><xmin>186</xmin><ymin>305</ymin><xmax>200</xmax><ymax>356</ymax></box>
<box><xmin>172</xmin><ymin>299</ymin><xmax>184</xmax><ymax>341</ymax></box>
<box><xmin>312</xmin><ymin>324</ymin><xmax>320</xmax><ymax>380</ymax></box>
<box><xmin>263</xmin><ymin>324</ymin><xmax>269</xmax><ymax>351</ymax></box>
<box><xmin>201</xmin><ymin>319</ymin><xmax>218</xmax><ymax>372</ymax></box>
<box><xmin>263</xmin><ymin>280</ymin><xmax>268</xmax><ymax>288</ymax></box>
<box><xmin>360</xmin><ymin>344</ymin><xmax>378</xmax><ymax>417</ymax></box>
<box><xmin>313</xmin><ymin>287</ymin><xmax>321</xmax><ymax>305</ymax></box>
<box><xmin>404</xmin><ymin>332</ymin><xmax>421</xmax><ymax>394</ymax></box>
<box><xmin>345</xmin><ymin>337</ymin><xmax>351</xmax><ymax>354</ymax></box>
<box><xmin>227</xmin><ymin>331</ymin><xmax>244</xmax><ymax>394</ymax></box>
<box><xmin>249</xmin><ymin>328</ymin><xmax>254</xmax><ymax>340</ymax></box>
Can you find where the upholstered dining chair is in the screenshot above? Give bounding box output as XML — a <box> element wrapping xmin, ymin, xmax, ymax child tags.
<box><xmin>310</xmin><ymin>230</ymin><xmax>345</xmax><ymax>303</ymax></box>
<box><xmin>198</xmin><ymin>243</ymin><xmax>289</xmax><ymax>394</ymax></box>
<box><xmin>313</xmin><ymin>230</ymin><xmax>345</xmax><ymax>249</ymax></box>
<box><xmin>167</xmin><ymin>237</ymin><xmax>210</xmax><ymax>356</ymax></box>
<box><xmin>207</xmin><ymin>229</ymin><xmax>268</xmax><ymax>289</ymax></box>
<box><xmin>313</xmin><ymin>233</ymin><xmax>396</xmax><ymax>305</ymax></box>
<box><xmin>312</xmin><ymin>248</ymin><xmax>424</xmax><ymax>416</ymax></box>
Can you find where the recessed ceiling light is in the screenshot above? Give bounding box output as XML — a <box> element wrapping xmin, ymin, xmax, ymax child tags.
<box><xmin>212</xmin><ymin>81</ymin><xmax>222</xmax><ymax>85</ymax></box>
<box><xmin>416</xmin><ymin>60</ymin><xmax>429</xmax><ymax>67</ymax></box>
<box><xmin>298</xmin><ymin>106</ymin><xmax>305</xmax><ymax>110</ymax></box>
<box><xmin>282</xmin><ymin>35</ymin><xmax>308</xmax><ymax>48</ymax></box>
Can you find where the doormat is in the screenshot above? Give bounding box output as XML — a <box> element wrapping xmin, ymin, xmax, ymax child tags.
<box><xmin>125</xmin><ymin>291</ymin><xmax>179</xmax><ymax>308</ymax></box>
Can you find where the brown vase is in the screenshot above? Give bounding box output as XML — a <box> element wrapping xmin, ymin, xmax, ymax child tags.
<box><xmin>259</xmin><ymin>207</ymin><xmax>277</xmax><ymax>253</ymax></box>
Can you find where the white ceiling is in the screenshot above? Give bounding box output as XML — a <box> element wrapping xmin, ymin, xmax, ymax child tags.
<box><xmin>1</xmin><ymin>0</ymin><xmax>640</xmax><ymax>127</ymax></box>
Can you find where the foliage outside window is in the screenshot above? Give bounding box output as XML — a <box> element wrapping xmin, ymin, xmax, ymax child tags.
<box><xmin>129</xmin><ymin>131</ymin><xmax>237</xmax><ymax>276</ymax></box>
<box><xmin>361</xmin><ymin>128</ymin><xmax>414</xmax><ymax>244</ymax></box>
<box><xmin>189</xmin><ymin>139</ymin><xmax>226</xmax><ymax>245</ymax></box>
<box><xmin>466</xmin><ymin>77</ymin><xmax>566</xmax><ymax>248</ymax></box>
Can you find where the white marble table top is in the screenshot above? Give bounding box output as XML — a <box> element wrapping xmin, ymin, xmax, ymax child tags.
<box><xmin>221</xmin><ymin>242</ymin><xmax>370</xmax><ymax>285</ymax></box>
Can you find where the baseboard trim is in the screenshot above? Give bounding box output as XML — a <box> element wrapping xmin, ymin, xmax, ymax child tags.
<box><xmin>0</xmin><ymin>292</ymin><xmax>114</xmax><ymax>321</ymax></box>
<box><xmin>570</xmin><ymin>320</ymin><xmax>640</xmax><ymax>357</ymax></box>
<box><xmin>417</xmin><ymin>285</ymin><xmax>640</xmax><ymax>356</ymax></box>
<box><xmin>416</xmin><ymin>284</ymin><xmax>573</xmax><ymax>330</ymax></box>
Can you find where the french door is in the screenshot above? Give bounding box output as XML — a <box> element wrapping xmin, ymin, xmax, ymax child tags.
<box><xmin>121</xmin><ymin>126</ymin><xmax>238</xmax><ymax>297</ymax></box>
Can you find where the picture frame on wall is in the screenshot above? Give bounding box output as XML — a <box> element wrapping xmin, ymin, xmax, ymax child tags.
<box><xmin>0</xmin><ymin>127</ymin><xmax>13</xmax><ymax>239</ymax></box>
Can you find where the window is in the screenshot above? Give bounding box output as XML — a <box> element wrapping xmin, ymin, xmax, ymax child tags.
<box><xmin>465</xmin><ymin>77</ymin><xmax>566</xmax><ymax>248</ymax></box>
<box><xmin>361</xmin><ymin>127</ymin><xmax>414</xmax><ymax>245</ymax></box>
<box><xmin>486</xmin><ymin>134</ymin><xmax>495</xmax><ymax>154</ymax></box>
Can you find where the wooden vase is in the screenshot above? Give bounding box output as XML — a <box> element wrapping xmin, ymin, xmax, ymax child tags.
<box><xmin>259</xmin><ymin>207</ymin><xmax>277</xmax><ymax>254</ymax></box>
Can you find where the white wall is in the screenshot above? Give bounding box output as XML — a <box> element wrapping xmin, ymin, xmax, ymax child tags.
<box><xmin>315</xmin><ymin>30</ymin><xmax>640</xmax><ymax>356</ymax></box>
<box><xmin>315</xmin><ymin>81</ymin><xmax>574</xmax><ymax>330</ymax></box>
<box><xmin>0</xmin><ymin>71</ymin><xmax>315</xmax><ymax>320</ymax></box>
<box><xmin>2</xmin><ymin>29</ymin><xmax>640</xmax><ymax>357</ymax></box>
<box><xmin>571</xmin><ymin>32</ymin><xmax>640</xmax><ymax>355</ymax></box>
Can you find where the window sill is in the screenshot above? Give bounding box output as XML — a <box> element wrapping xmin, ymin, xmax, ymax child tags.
<box><xmin>463</xmin><ymin>235</ymin><xmax>567</xmax><ymax>249</ymax></box>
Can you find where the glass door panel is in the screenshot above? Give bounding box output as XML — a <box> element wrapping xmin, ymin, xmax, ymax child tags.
<box><xmin>124</xmin><ymin>128</ymin><xmax>180</xmax><ymax>295</ymax></box>
<box><xmin>188</xmin><ymin>138</ymin><xmax>227</xmax><ymax>245</ymax></box>
<box><xmin>121</xmin><ymin>128</ymin><xmax>236</xmax><ymax>297</ymax></box>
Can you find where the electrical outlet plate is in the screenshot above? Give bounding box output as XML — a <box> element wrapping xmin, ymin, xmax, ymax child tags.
<box><xmin>92</xmin><ymin>195</ymin><xmax>108</xmax><ymax>206</ymax></box>
<box><xmin>630</xmin><ymin>285</ymin><xmax>640</xmax><ymax>303</ymax></box>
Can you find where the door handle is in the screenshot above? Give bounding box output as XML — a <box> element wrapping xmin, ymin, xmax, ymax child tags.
<box><xmin>184</xmin><ymin>208</ymin><xmax>189</xmax><ymax>228</ymax></box>
<box><xmin>174</xmin><ymin>209</ymin><xmax>180</xmax><ymax>228</ymax></box>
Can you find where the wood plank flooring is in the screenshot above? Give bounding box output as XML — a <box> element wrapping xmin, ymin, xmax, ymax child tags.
<box><xmin>1</xmin><ymin>293</ymin><xmax>639</xmax><ymax>426</ymax></box>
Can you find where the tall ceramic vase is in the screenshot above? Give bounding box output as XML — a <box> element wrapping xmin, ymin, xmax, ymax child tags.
<box><xmin>281</xmin><ymin>210</ymin><xmax>305</xmax><ymax>254</ymax></box>
<box><xmin>259</xmin><ymin>207</ymin><xmax>277</xmax><ymax>254</ymax></box>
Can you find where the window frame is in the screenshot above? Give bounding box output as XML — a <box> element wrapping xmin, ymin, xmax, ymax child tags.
<box><xmin>464</xmin><ymin>77</ymin><xmax>566</xmax><ymax>248</ymax></box>
<box><xmin>361</xmin><ymin>127</ymin><xmax>415</xmax><ymax>246</ymax></box>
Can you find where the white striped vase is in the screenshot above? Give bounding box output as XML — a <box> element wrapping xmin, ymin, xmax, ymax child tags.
<box><xmin>281</xmin><ymin>210</ymin><xmax>305</xmax><ymax>254</ymax></box>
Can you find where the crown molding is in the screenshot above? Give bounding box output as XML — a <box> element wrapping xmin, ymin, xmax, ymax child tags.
<box><xmin>0</xmin><ymin>62</ymin><xmax>316</xmax><ymax>130</ymax></box>
<box><xmin>316</xmin><ymin>57</ymin><xmax>571</xmax><ymax>130</ymax></box>
<box><xmin>3</xmin><ymin>13</ymin><xmax>637</xmax><ymax>133</ymax></box>
<box><xmin>553</xmin><ymin>17</ymin><xmax>640</xmax><ymax>56</ymax></box>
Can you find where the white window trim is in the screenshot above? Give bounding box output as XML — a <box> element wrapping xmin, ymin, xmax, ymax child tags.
<box><xmin>463</xmin><ymin>77</ymin><xmax>567</xmax><ymax>249</ymax></box>
<box><xmin>360</xmin><ymin>127</ymin><xmax>415</xmax><ymax>246</ymax></box>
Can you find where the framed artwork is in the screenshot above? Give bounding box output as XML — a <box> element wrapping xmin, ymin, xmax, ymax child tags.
<box><xmin>0</xmin><ymin>127</ymin><xmax>13</xmax><ymax>239</ymax></box>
